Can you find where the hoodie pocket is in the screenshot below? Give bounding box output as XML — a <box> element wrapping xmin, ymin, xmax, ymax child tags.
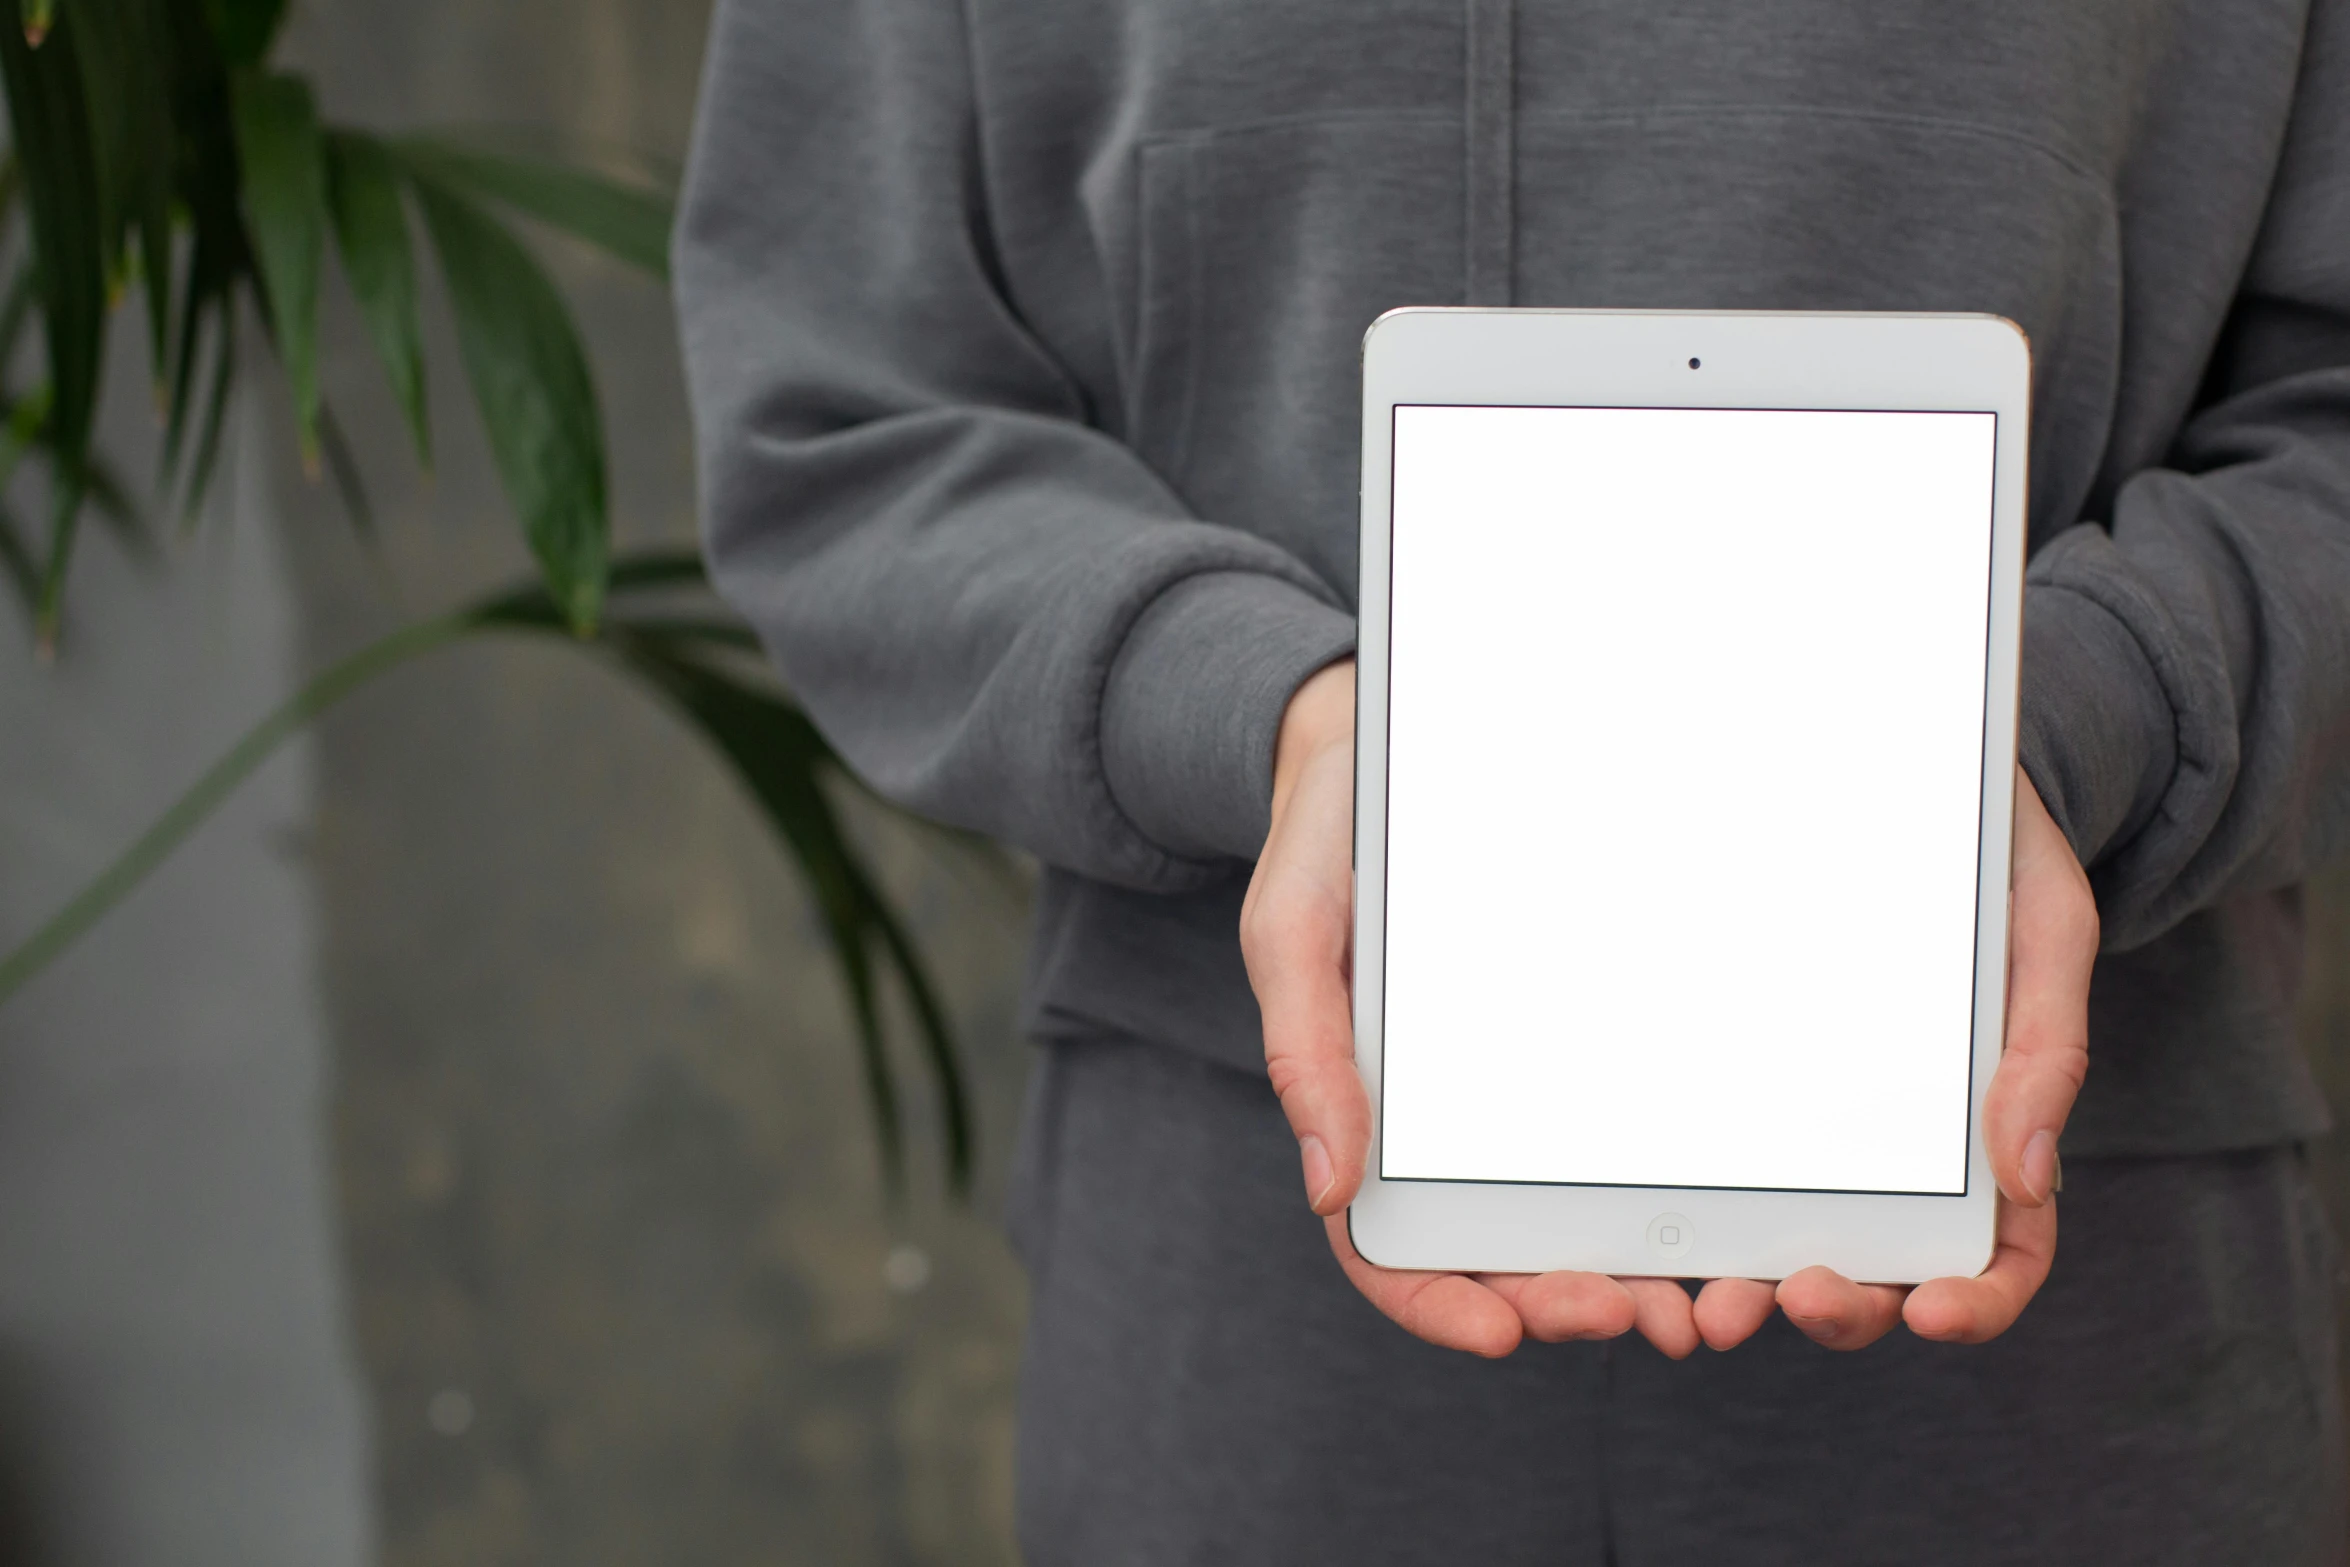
<box><xmin>1123</xmin><ymin>104</ymin><xmax>2120</xmax><ymax>587</ymax></box>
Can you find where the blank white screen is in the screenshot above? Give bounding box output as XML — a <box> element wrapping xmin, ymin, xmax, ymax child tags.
<box><xmin>1378</xmin><ymin>405</ymin><xmax>1995</xmax><ymax>1195</ymax></box>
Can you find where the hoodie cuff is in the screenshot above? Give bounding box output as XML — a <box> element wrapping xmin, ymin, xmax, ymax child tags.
<box><xmin>1101</xmin><ymin>571</ymin><xmax>1358</xmax><ymax>864</ymax></box>
<box><xmin>2017</xmin><ymin>572</ymin><xmax>2178</xmax><ymax>871</ymax></box>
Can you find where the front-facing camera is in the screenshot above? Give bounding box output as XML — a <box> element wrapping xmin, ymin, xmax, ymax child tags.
<box><xmin>1688</xmin><ymin>357</ymin><xmax>1702</xmax><ymax>369</ymax></box>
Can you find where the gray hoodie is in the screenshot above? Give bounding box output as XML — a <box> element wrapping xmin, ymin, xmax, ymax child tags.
<box><xmin>677</xmin><ymin>0</ymin><xmax>2350</xmax><ymax>1157</ymax></box>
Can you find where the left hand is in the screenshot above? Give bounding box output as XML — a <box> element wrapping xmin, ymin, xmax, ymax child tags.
<box><xmin>1246</xmin><ymin>660</ymin><xmax>1694</xmax><ymax>1356</ymax></box>
<box><xmin>1679</xmin><ymin>764</ymin><xmax>2099</xmax><ymax>1352</ymax></box>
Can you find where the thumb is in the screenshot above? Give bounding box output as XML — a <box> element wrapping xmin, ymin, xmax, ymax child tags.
<box><xmin>1986</xmin><ymin>768</ymin><xmax>2096</xmax><ymax>1207</ymax></box>
<box><xmin>1242</xmin><ymin>743</ymin><xmax>1368</xmax><ymax>1214</ymax></box>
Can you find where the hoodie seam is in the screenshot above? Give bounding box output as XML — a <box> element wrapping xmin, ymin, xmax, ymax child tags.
<box><xmin>1464</xmin><ymin>0</ymin><xmax>1516</xmax><ymax>306</ymax></box>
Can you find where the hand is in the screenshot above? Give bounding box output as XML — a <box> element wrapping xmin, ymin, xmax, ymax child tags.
<box><xmin>1686</xmin><ymin>766</ymin><xmax>2098</xmax><ymax>1352</ymax></box>
<box><xmin>1242</xmin><ymin>659</ymin><xmax>2096</xmax><ymax>1358</ymax></box>
<box><xmin>1241</xmin><ymin>661</ymin><xmax>1693</xmax><ymax>1357</ymax></box>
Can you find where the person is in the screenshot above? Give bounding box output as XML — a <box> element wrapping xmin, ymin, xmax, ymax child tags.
<box><xmin>676</xmin><ymin>0</ymin><xmax>2350</xmax><ymax>1559</ymax></box>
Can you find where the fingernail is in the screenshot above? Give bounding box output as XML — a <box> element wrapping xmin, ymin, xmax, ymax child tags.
<box><xmin>1788</xmin><ymin>1313</ymin><xmax>1840</xmax><ymax>1346</ymax></box>
<box><xmin>2022</xmin><ymin>1130</ymin><xmax>2058</xmax><ymax>1205</ymax></box>
<box><xmin>2052</xmin><ymin>1151</ymin><xmax>2064</xmax><ymax>1194</ymax></box>
<box><xmin>1299</xmin><ymin>1135</ymin><xmax>1335</xmax><ymax>1210</ymax></box>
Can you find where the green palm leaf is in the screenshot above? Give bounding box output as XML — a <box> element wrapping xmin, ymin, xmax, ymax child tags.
<box><xmin>63</xmin><ymin>0</ymin><xmax>175</xmax><ymax>381</ymax></box>
<box><xmin>203</xmin><ymin>0</ymin><xmax>285</xmax><ymax>67</ymax></box>
<box><xmin>0</xmin><ymin>7</ymin><xmax>106</xmax><ymax>650</ymax></box>
<box><xmin>398</xmin><ymin>134</ymin><xmax>673</xmax><ymax>280</ymax></box>
<box><xmin>232</xmin><ymin>70</ymin><xmax>327</xmax><ymax>460</ymax></box>
<box><xmin>178</xmin><ymin>305</ymin><xmax>234</xmax><ymax>529</ymax></box>
<box><xmin>313</xmin><ymin>399</ymin><xmax>375</xmax><ymax>539</ymax></box>
<box><xmin>325</xmin><ymin>129</ymin><xmax>429</xmax><ymax>465</ymax></box>
<box><xmin>0</xmin><ymin>497</ymin><xmax>34</xmax><ymax>610</ymax></box>
<box><xmin>160</xmin><ymin>224</ymin><xmax>227</xmax><ymax>487</ymax></box>
<box><xmin>409</xmin><ymin>171</ymin><xmax>609</xmax><ymax>634</ymax></box>
<box><xmin>0</xmin><ymin>262</ymin><xmax>35</xmax><ymax>386</ymax></box>
<box><xmin>598</xmin><ymin>631</ymin><xmax>976</xmax><ymax>1194</ymax></box>
<box><xmin>112</xmin><ymin>0</ymin><xmax>178</xmax><ymax>381</ymax></box>
<box><xmin>158</xmin><ymin>0</ymin><xmax>248</xmax><ymax>500</ymax></box>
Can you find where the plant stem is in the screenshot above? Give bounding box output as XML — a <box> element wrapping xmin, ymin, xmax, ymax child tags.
<box><xmin>0</xmin><ymin>610</ymin><xmax>476</xmax><ymax>1003</ymax></box>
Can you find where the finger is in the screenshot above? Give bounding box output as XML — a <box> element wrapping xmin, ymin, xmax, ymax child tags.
<box><xmin>1691</xmin><ymin>1278</ymin><xmax>1778</xmax><ymax>1351</ymax></box>
<box><xmin>1479</xmin><ymin>1271</ymin><xmax>1638</xmax><ymax>1344</ymax></box>
<box><xmin>1775</xmin><ymin>1266</ymin><xmax>1910</xmax><ymax>1351</ymax></box>
<box><xmin>1242</xmin><ymin>747</ymin><xmax>1366</xmax><ymax>1214</ymax></box>
<box><xmin>1326</xmin><ymin>1214</ymin><xmax>1522</xmax><ymax>1357</ymax></box>
<box><xmin>1904</xmin><ymin>1192</ymin><xmax>2058</xmax><ymax>1344</ymax></box>
<box><xmin>1624</xmin><ymin>1278</ymin><xmax>1702</xmax><ymax>1359</ymax></box>
<box><xmin>1988</xmin><ymin>770</ymin><xmax>2097</xmax><ymax>1206</ymax></box>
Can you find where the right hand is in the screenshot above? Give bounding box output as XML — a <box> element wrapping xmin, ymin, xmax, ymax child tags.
<box><xmin>1239</xmin><ymin>660</ymin><xmax>1701</xmax><ymax>1357</ymax></box>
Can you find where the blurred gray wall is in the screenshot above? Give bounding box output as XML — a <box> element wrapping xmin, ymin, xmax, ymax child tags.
<box><xmin>278</xmin><ymin>0</ymin><xmax>1034</xmax><ymax>1561</ymax></box>
<box><xmin>0</xmin><ymin>359</ymin><xmax>375</xmax><ymax>1564</ymax></box>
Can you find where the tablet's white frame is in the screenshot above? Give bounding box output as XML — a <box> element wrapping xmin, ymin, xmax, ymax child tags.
<box><xmin>1349</xmin><ymin>309</ymin><xmax>2029</xmax><ymax>1284</ymax></box>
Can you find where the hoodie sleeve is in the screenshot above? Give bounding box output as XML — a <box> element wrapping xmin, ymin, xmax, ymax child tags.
<box><xmin>673</xmin><ymin>0</ymin><xmax>1356</xmax><ymax>891</ymax></box>
<box><xmin>2018</xmin><ymin>0</ymin><xmax>2350</xmax><ymax>951</ymax></box>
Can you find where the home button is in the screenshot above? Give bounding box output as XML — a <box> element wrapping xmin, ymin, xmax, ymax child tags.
<box><xmin>1647</xmin><ymin>1212</ymin><xmax>1694</xmax><ymax>1261</ymax></box>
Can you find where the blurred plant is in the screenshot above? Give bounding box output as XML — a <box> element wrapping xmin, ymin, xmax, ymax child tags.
<box><xmin>0</xmin><ymin>0</ymin><xmax>974</xmax><ymax>1193</ymax></box>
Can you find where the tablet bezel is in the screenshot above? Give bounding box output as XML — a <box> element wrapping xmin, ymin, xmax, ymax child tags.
<box><xmin>1349</xmin><ymin>309</ymin><xmax>2029</xmax><ymax>1284</ymax></box>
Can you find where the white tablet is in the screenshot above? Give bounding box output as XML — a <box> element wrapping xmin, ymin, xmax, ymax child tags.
<box><xmin>1350</xmin><ymin>309</ymin><xmax>2029</xmax><ymax>1285</ymax></box>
